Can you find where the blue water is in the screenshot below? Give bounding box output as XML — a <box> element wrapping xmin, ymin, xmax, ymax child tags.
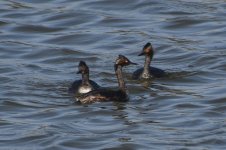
<box><xmin>0</xmin><ymin>0</ymin><xmax>226</xmax><ymax>149</ymax></box>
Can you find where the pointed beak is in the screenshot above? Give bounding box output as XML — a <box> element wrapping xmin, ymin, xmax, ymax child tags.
<box><xmin>76</xmin><ymin>70</ymin><xmax>81</xmax><ymax>74</ymax></box>
<box><xmin>138</xmin><ymin>51</ymin><xmax>145</xmax><ymax>56</ymax></box>
<box><xmin>130</xmin><ymin>61</ymin><xmax>137</xmax><ymax>65</ymax></box>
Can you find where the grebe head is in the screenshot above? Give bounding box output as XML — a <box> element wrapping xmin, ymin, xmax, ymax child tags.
<box><xmin>115</xmin><ymin>55</ymin><xmax>137</xmax><ymax>67</ymax></box>
<box><xmin>138</xmin><ymin>42</ymin><xmax>154</xmax><ymax>57</ymax></box>
<box><xmin>77</xmin><ymin>61</ymin><xmax>89</xmax><ymax>74</ymax></box>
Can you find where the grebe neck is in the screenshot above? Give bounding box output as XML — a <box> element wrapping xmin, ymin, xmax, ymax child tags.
<box><xmin>142</xmin><ymin>54</ymin><xmax>152</xmax><ymax>78</ymax></box>
<box><xmin>82</xmin><ymin>72</ymin><xmax>89</xmax><ymax>85</ymax></box>
<box><xmin>115</xmin><ymin>65</ymin><xmax>126</xmax><ymax>93</ymax></box>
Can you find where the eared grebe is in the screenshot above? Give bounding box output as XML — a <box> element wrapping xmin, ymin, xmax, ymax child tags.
<box><xmin>132</xmin><ymin>42</ymin><xmax>166</xmax><ymax>80</ymax></box>
<box><xmin>76</xmin><ymin>55</ymin><xmax>136</xmax><ymax>104</ymax></box>
<box><xmin>69</xmin><ymin>61</ymin><xmax>100</xmax><ymax>95</ymax></box>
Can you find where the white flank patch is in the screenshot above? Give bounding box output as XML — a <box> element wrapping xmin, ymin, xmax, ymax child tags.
<box><xmin>78</xmin><ymin>86</ymin><xmax>92</xmax><ymax>94</ymax></box>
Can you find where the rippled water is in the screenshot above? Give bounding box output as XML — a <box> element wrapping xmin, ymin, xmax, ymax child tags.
<box><xmin>1</xmin><ymin>0</ymin><xmax>226</xmax><ymax>149</ymax></box>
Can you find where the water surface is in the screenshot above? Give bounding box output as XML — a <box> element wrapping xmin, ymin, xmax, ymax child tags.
<box><xmin>0</xmin><ymin>0</ymin><xmax>226</xmax><ymax>149</ymax></box>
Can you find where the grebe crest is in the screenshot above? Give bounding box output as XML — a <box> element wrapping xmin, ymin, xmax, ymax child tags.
<box><xmin>77</xmin><ymin>61</ymin><xmax>89</xmax><ymax>74</ymax></box>
<box><xmin>138</xmin><ymin>42</ymin><xmax>154</xmax><ymax>57</ymax></box>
